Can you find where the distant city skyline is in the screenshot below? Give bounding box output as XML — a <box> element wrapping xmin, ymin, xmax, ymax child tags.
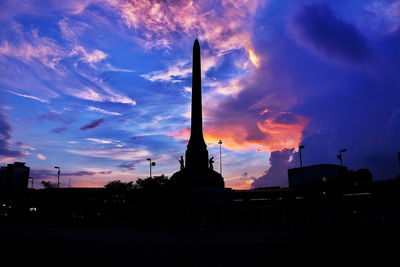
<box><xmin>1</xmin><ymin>0</ymin><xmax>400</xmax><ymax>189</ymax></box>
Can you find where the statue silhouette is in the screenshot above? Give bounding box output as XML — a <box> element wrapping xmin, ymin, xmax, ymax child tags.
<box><xmin>179</xmin><ymin>156</ymin><xmax>184</xmax><ymax>170</ymax></box>
<box><xmin>209</xmin><ymin>157</ymin><xmax>214</xmax><ymax>170</ymax></box>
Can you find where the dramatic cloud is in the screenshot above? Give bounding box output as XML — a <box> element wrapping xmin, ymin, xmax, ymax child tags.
<box><xmin>80</xmin><ymin>118</ymin><xmax>105</xmax><ymax>131</ymax></box>
<box><xmin>289</xmin><ymin>3</ymin><xmax>372</xmax><ymax>65</ymax></box>
<box><xmin>252</xmin><ymin>149</ymin><xmax>295</xmax><ymax>188</ymax></box>
<box><xmin>109</xmin><ymin>0</ymin><xmax>260</xmax><ymax>53</ymax></box>
<box><xmin>1</xmin><ymin>0</ymin><xmax>400</xmax><ymax>189</ymax></box>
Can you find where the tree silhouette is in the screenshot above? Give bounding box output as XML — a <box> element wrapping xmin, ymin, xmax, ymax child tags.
<box><xmin>133</xmin><ymin>175</ymin><xmax>169</xmax><ymax>191</ymax></box>
<box><xmin>41</xmin><ymin>181</ymin><xmax>57</xmax><ymax>189</ymax></box>
<box><xmin>104</xmin><ymin>180</ymin><xmax>134</xmax><ymax>192</ymax></box>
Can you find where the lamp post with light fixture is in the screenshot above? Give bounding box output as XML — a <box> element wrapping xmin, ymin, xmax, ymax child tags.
<box><xmin>146</xmin><ymin>158</ymin><xmax>156</xmax><ymax>178</ymax></box>
<box><xmin>54</xmin><ymin>166</ymin><xmax>60</xmax><ymax>188</ymax></box>
<box><xmin>337</xmin><ymin>149</ymin><xmax>347</xmax><ymax>167</ymax></box>
<box><xmin>218</xmin><ymin>140</ymin><xmax>223</xmax><ymax>175</ymax></box>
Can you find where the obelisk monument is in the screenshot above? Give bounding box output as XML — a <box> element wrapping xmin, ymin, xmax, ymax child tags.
<box><xmin>185</xmin><ymin>39</ymin><xmax>209</xmax><ymax>171</ymax></box>
<box><xmin>170</xmin><ymin>39</ymin><xmax>224</xmax><ymax>188</ymax></box>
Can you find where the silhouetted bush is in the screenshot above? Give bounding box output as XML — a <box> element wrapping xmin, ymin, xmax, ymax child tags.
<box><xmin>41</xmin><ymin>181</ymin><xmax>57</xmax><ymax>189</ymax></box>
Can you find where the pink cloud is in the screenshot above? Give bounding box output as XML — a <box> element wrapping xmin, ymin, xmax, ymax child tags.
<box><xmin>37</xmin><ymin>154</ymin><xmax>46</xmax><ymax>160</ymax></box>
<box><xmin>108</xmin><ymin>0</ymin><xmax>262</xmax><ymax>66</ymax></box>
<box><xmin>0</xmin><ymin>28</ymin><xmax>64</xmax><ymax>70</ymax></box>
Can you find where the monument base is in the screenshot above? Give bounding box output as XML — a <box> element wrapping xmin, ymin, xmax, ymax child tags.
<box><xmin>170</xmin><ymin>168</ymin><xmax>225</xmax><ymax>188</ymax></box>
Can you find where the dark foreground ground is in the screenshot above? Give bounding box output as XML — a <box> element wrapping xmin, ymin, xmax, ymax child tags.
<box><xmin>0</xmin><ymin>223</ymin><xmax>398</xmax><ymax>266</ymax></box>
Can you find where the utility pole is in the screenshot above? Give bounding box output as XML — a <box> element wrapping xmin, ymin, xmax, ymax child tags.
<box><xmin>54</xmin><ymin>166</ymin><xmax>60</xmax><ymax>188</ymax></box>
<box><xmin>299</xmin><ymin>145</ymin><xmax>305</xmax><ymax>184</ymax></box>
<box><xmin>218</xmin><ymin>140</ymin><xmax>223</xmax><ymax>175</ymax></box>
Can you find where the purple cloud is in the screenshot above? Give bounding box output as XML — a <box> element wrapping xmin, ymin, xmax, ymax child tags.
<box><xmin>49</xmin><ymin>127</ymin><xmax>68</xmax><ymax>134</ymax></box>
<box><xmin>289</xmin><ymin>3</ymin><xmax>371</xmax><ymax>65</ymax></box>
<box><xmin>80</xmin><ymin>118</ymin><xmax>104</xmax><ymax>131</ymax></box>
<box><xmin>98</xmin><ymin>170</ymin><xmax>113</xmax><ymax>175</ymax></box>
<box><xmin>63</xmin><ymin>171</ymin><xmax>97</xmax><ymax>176</ymax></box>
<box><xmin>39</xmin><ymin>111</ymin><xmax>75</xmax><ymax>125</ymax></box>
<box><xmin>252</xmin><ymin>149</ymin><xmax>295</xmax><ymax>188</ymax></box>
<box><xmin>117</xmin><ymin>161</ymin><xmax>140</xmax><ymax>171</ymax></box>
<box><xmin>30</xmin><ymin>169</ymin><xmax>97</xmax><ymax>178</ymax></box>
<box><xmin>0</xmin><ymin>112</ymin><xmax>24</xmax><ymax>158</ymax></box>
<box><xmin>131</xmin><ymin>136</ymin><xmax>145</xmax><ymax>141</ymax></box>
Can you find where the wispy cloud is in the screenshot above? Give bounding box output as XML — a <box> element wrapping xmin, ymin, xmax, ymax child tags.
<box><xmin>87</xmin><ymin>106</ymin><xmax>122</xmax><ymax>116</ymax></box>
<box><xmin>6</xmin><ymin>90</ymin><xmax>49</xmax><ymax>103</ymax></box>
<box><xmin>68</xmin><ymin>86</ymin><xmax>136</xmax><ymax>106</ymax></box>
<box><xmin>0</xmin><ymin>22</ymin><xmax>136</xmax><ymax>106</ymax></box>
<box><xmin>103</xmin><ymin>63</ymin><xmax>135</xmax><ymax>73</ymax></box>
<box><xmin>71</xmin><ymin>45</ymin><xmax>107</xmax><ymax>64</ymax></box>
<box><xmin>67</xmin><ymin>147</ymin><xmax>150</xmax><ymax>161</ymax></box>
<box><xmin>141</xmin><ymin>60</ymin><xmax>191</xmax><ymax>83</ymax></box>
<box><xmin>116</xmin><ymin>0</ymin><xmax>262</xmax><ymax>85</ymax></box>
<box><xmin>86</xmin><ymin>138</ymin><xmax>114</xmax><ymax>144</ymax></box>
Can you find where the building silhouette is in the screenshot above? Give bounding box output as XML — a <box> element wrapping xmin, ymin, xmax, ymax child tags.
<box><xmin>288</xmin><ymin>164</ymin><xmax>373</xmax><ymax>187</ymax></box>
<box><xmin>0</xmin><ymin>162</ymin><xmax>30</xmax><ymax>204</ymax></box>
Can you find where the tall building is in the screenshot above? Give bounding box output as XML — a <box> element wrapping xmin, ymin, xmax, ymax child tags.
<box><xmin>0</xmin><ymin>162</ymin><xmax>30</xmax><ymax>203</ymax></box>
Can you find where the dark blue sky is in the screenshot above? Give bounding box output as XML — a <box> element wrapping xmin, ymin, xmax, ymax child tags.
<box><xmin>1</xmin><ymin>0</ymin><xmax>399</xmax><ymax>189</ymax></box>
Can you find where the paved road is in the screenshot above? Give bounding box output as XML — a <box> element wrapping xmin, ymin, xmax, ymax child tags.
<box><xmin>0</xmin><ymin>224</ymin><xmax>397</xmax><ymax>266</ymax></box>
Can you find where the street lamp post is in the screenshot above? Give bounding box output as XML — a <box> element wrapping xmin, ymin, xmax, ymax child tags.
<box><xmin>299</xmin><ymin>145</ymin><xmax>305</xmax><ymax>169</ymax></box>
<box><xmin>218</xmin><ymin>140</ymin><xmax>222</xmax><ymax>175</ymax></box>
<box><xmin>337</xmin><ymin>149</ymin><xmax>347</xmax><ymax>167</ymax></box>
<box><xmin>54</xmin><ymin>166</ymin><xmax>60</xmax><ymax>188</ymax></box>
<box><xmin>146</xmin><ymin>158</ymin><xmax>156</xmax><ymax>178</ymax></box>
<box><xmin>30</xmin><ymin>177</ymin><xmax>33</xmax><ymax>188</ymax></box>
<box><xmin>299</xmin><ymin>145</ymin><xmax>305</xmax><ymax>184</ymax></box>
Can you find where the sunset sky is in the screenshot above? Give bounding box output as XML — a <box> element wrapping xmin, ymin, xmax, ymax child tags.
<box><xmin>1</xmin><ymin>0</ymin><xmax>400</xmax><ymax>189</ymax></box>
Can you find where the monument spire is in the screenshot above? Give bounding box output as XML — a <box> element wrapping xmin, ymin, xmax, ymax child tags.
<box><xmin>185</xmin><ymin>39</ymin><xmax>209</xmax><ymax>171</ymax></box>
<box><xmin>170</xmin><ymin>39</ymin><xmax>224</xmax><ymax>188</ymax></box>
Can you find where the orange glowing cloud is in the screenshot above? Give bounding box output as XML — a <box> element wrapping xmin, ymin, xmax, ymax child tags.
<box><xmin>260</xmin><ymin>108</ymin><xmax>269</xmax><ymax>115</ymax></box>
<box><xmin>172</xmin><ymin>112</ymin><xmax>308</xmax><ymax>152</ymax></box>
